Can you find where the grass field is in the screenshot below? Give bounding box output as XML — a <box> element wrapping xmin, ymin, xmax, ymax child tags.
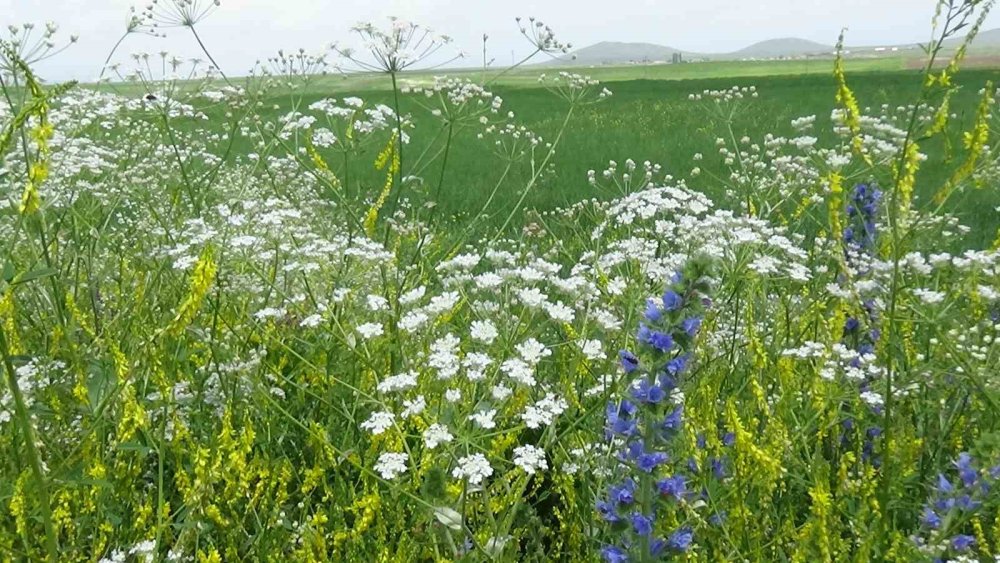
<box><xmin>131</xmin><ymin>60</ymin><xmax>1000</xmax><ymax>247</ymax></box>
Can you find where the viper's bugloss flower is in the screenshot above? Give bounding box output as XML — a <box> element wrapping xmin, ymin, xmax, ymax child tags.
<box><xmin>657</xmin><ymin>475</ymin><xmax>687</xmax><ymax>500</ymax></box>
<box><xmin>619</xmin><ymin>350</ymin><xmax>640</xmax><ymax>374</ymax></box>
<box><xmin>630</xmin><ymin>512</ymin><xmax>654</xmax><ymax>536</ymax></box>
<box><xmin>667</xmin><ymin>527</ymin><xmax>694</xmax><ymax>552</ymax></box>
<box><xmin>662</xmin><ymin>289</ymin><xmax>683</xmax><ymax>311</ymax></box>
<box><xmin>647</xmin><ymin>331</ymin><xmax>674</xmax><ymax>353</ymax></box>
<box><xmin>600</xmin><ymin>545</ymin><xmax>628</xmax><ymax>563</ymax></box>
<box><xmin>951</xmin><ymin>534</ymin><xmax>975</xmax><ymax>552</ymax></box>
<box><xmin>606</xmin><ymin>400</ymin><xmax>639</xmax><ymax>437</ymax></box>
<box><xmin>595</xmin><ymin>256</ymin><xmax>715</xmax><ymax>560</ymax></box>
<box><xmin>636</xmin><ymin>450</ymin><xmax>668</xmax><ymax>473</ymax></box>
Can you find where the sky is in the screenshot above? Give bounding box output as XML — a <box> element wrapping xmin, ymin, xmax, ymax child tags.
<box><xmin>3</xmin><ymin>0</ymin><xmax>999</xmax><ymax>82</ymax></box>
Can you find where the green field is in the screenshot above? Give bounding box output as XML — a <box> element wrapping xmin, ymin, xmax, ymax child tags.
<box><xmin>134</xmin><ymin>59</ymin><xmax>1000</xmax><ymax>247</ymax></box>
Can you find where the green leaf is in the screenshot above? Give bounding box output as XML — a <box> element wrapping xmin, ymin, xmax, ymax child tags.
<box><xmin>12</xmin><ymin>267</ymin><xmax>59</xmax><ymax>286</ymax></box>
<box><xmin>1</xmin><ymin>262</ymin><xmax>13</xmax><ymax>284</ymax></box>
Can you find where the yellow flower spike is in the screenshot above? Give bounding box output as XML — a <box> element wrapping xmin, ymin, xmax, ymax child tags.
<box><xmin>833</xmin><ymin>31</ymin><xmax>872</xmax><ymax>167</ymax></box>
<box><xmin>196</xmin><ymin>548</ymin><xmax>223</xmax><ymax>563</ymax></box>
<box><xmin>116</xmin><ymin>383</ymin><xmax>148</xmax><ymax>442</ymax></box>
<box><xmin>167</xmin><ymin>246</ymin><xmax>217</xmax><ymax>338</ymax></box>
<box><xmin>973</xmin><ymin>516</ymin><xmax>990</xmax><ymax>554</ymax></box>
<box><xmin>0</xmin><ymin>289</ymin><xmax>24</xmax><ymax>355</ymax></box>
<box><xmin>936</xmin><ymin>82</ymin><xmax>993</xmax><ymax>205</ymax></box>
<box><xmin>10</xmin><ymin>472</ymin><xmax>29</xmax><ymax>539</ymax></box>
<box><xmin>364</xmin><ymin>132</ymin><xmax>400</xmax><ymax>237</ymax></box>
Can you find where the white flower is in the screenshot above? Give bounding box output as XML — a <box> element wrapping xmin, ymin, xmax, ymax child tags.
<box><xmin>400</xmin><ymin>285</ymin><xmax>426</xmax><ymax>305</ymax></box>
<box><xmin>860</xmin><ymin>391</ymin><xmax>884</xmax><ymax>408</ymax></box>
<box><xmin>579</xmin><ymin>339</ymin><xmax>604</xmax><ymax>360</ymax></box>
<box><xmin>377</xmin><ymin>371</ymin><xmax>418</xmax><ymax>393</ymax></box>
<box><xmin>470</xmin><ymin>320</ymin><xmax>499</xmax><ymax>344</ymax></box>
<box><xmin>452</xmin><ymin>453</ymin><xmax>494</xmax><ymax>485</ymax></box>
<box><xmin>361</xmin><ymin>410</ymin><xmax>395</xmax><ymax>435</ymax></box>
<box><xmin>516</xmin><ymin>338</ymin><xmax>551</xmax><ymax>365</ymax></box>
<box><xmin>399</xmin><ymin>310</ymin><xmax>429</xmax><ymax>332</ymax></box>
<box><xmin>300</xmin><ymin>314</ymin><xmax>324</xmax><ymax>328</ymax></box>
<box><xmin>469</xmin><ymin>409</ymin><xmax>497</xmax><ymax>429</ymax></box>
<box><xmin>463</xmin><ymin>352</ymin><xmax>493</xmax><ymax>381</ymax></box>
<box><xmin>423</xmin><ymin>423</ymin><xmax>455</xmax><ymax>449</ymax></box>
<box><xmin>429</xmin><ymin>334</ymin><xmax>462</xmax><ymax>379</ymax></box>
<box><xmin>513</xmin><ymin>445</ymin><xmax>548</xmax><ymax>474</ymax></box>
<box><xmin>521</xmin><ymin>393</ymin><xmax>568</xmax><ymax>429</ymax></box>
<box><xmin>544</xmin><ymin>300</ymin><xmax>575</xmax><ymax>323</ymax></box>
<box><xmin>500</xmin><ymin>358</ymin><xmax>536</xmax><ymax>386</ymax></box>
<box><xmin>445</xmin><ymin>388</ymin><xmax>462</xmax><ymax>402</ymax></box>
<box><xmin>913</xmin><ymin>288</ymin><xmax>946</xmax><ymax>304</ymax></box>
<box><xmin>401</xmin><ymin>396</ymin><xmax>426</xmax><ymax>418</ymax></box>
<box><xmin>366</xmin><ymin>294</ymin><xmax>389</xmax><ymax>311</ymax></box>
<box><xmin>357</xmin><ymin>322</ymin><xmax>385</xmax><ymax>338</ymax></box>
<box><xmin>979</xmin><ymin>285</ymin><xmax>999</xmax><ymax>301</ymax></box>
<box><xmin>375</xmin><ymin>452</ymin><xmax>409</xmax><ymax>480</ymax></box>
<box><xmin>492</xmin><ymin>384</ymin><xmax>513</xmax><ymax>401</ymax></box>
<box><xmin>254</xmin><ymin>307</ymin><xmax>286</xmax><ymax>321</ymax></box>
<box><xmin>517</xmin><ymin>287</ymin><xmax>547</xmax><ymax>307</ymax></box>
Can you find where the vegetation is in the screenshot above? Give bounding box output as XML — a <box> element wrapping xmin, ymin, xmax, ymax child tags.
<box><xmin>0</xmin><ymin>1</ymin><xmax>999</xmax><ymax>562</ymax></box>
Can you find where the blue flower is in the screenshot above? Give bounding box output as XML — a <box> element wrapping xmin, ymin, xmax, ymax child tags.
<box><xmin>951</xmin><ymin>534</ymin><xmax>976</xmax><ymax>552</ymax></box>
<box><xmin>661</xmin><ymin>405</ymin><xmax>684</xmax><ymax>434</ymax></box>
<box><xmin>665</xmin><ymin>354</ymin><xmax>688</xmax><ymax>376</ymax></box>
<box><xmin>630</xmin><ymin>512</ymin><xmax>653</xmax><ymax>536</ymax></box>
<box><xmin>647</xmin><ymin>331</ymin><xmax>674</xmax><ymax>353</ymax></box>
<box><xmin>600</xmin><ymin>545</ymin><xmax>629</xmax><ymax>563</ymax></box>
<box><xmin>721</xmin><ymin>431</ymin><xmax>735</xmax><ymax>447</ymax></box>
<box><xmin>631</xmin><ymin>377</ymin><xmax>665</xmax><ymax>404</ymax></box>
<box><xmin>681</xmin><ymin>317</ymin><xmax>702</xmax><ymax>337</ymax></box>
<box><xmin>667</xmin><ymin>527</ymin><xmax>694</xmax><ymax>552</ymax></box>
<box><xmin>662</xmin><ymin>289</ymin><xmax>683</xmax><ymax>311</ymax></box>
<box><xmin>606</xmin><ymin>401</ymin><xmax>638</xmax><ymax>437</ymax></box>
<box><xmin>644</xmin><ymin>299</ymin><xmax>663</xmax><ymax>322</ymax></box>
<box><xmin>936</xmin><ymin>474</ymin><xmax>954</xmax><ymax>495</ymax></box>
<box><xmin>609</xmin><ymin>479</ymin><xmax>636</xmax><ymax>505</ymax></box>
<box><xmin>596</xmin><ymin>500</ymin><xmax>621</xmax><ymax>523</ymax></box>
<box><xmin>920</xmin><ymin>507</ymin><xmax>941</xmax><ymax>529</ymax></box>
<box><xmin>636</xmin><ymin>451</ymin><xmax>669</xmax><ymax>473</ymax></box>
<box><xmin>619</xmin><ymin>350</ymin><xmax>640</xmax><ymax>374</ymax></box>
<box><xmin>657</xmin><ymin>475</ymin><xmax>686</xmax><ymax>500</ymax></box>
<box><xmin>956</xmin><ymin>452</ymin><xmax>978</xmax><ymax>488</ymax></box>
<box><xmin>711</xmin><ymin>457</ymin><xmax>727</xmax><ymax>479</ymax></box>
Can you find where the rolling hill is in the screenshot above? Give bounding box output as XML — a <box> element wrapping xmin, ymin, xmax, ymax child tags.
<box><xmin>543</xmin><ymin>28</ymin><xmax>1000</xmax><ymax>67</ymax></box>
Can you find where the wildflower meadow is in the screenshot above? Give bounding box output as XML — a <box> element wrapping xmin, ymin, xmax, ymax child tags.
<box><xmin>2</xmin><ymin>1</ymin><xmax>1000</xmax><ymax>561</ymax></box>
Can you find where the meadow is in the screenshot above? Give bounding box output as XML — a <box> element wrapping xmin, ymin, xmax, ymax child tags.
<box><xmin>108</xmin><ymin>61</ymin><xmax>1000</xmax><ymax>247</ymax></box>
<box><xmin>1</xmin><ymin>2</ymin><xmax>1000</xmax><ymax>562</ymax></box>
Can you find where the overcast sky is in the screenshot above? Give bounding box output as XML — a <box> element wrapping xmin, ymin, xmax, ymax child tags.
<box><xmin>3</xmin><ymin>0</ymin><xmax>998</xmax><ymax>82</ymax></box>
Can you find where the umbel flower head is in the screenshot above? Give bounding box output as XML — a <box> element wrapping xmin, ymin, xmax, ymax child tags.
<box><xmin>1</xmin><ymin>22</ymin><xmax>78</xmax><ymax>75</ymax></box>
<box><xmin>141</xmin><ymin>0</ymin><xmax>222</xmax><ymax>29</ymax></box>
<box><xmin>333</xmin><ymin>17</ymin><xmax>461</xmax><ymax>74</ymax></box>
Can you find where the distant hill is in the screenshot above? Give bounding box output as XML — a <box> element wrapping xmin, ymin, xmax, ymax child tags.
<box><xmin>731</xmin><ymin>38</ymin><xmax>832</xmax><ymax>59</ymax></box>
<box><xmin>541</xmin><ymin>27</ymin><xmax>1000</xmax><ymax>68</ymax></box>
<box><xmin>945</xmin><ymin>27</ymin><xmax>1000</xmax><ymax>49</ymax></box>
<box><xmin>549</xmin><ymin>41</ymin><xmax>691</xmax><ymax>66</ymax></box>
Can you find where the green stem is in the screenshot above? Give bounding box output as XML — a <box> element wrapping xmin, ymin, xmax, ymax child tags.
<box><xmin>0</xmin><ymin>325</ymin><xmax>58</xmax><ymax>560</ymax></box>
<box><xmin>492</xmin><ymin>104</ymin><xmax>575</xmax><ymax>240</ymax></box>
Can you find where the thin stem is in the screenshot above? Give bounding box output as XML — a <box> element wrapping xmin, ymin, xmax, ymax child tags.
<box><xmin>0</xmin><ymin>326</ymin><xmax>58</xmax><ymax>560</ymax></box>
<box><xmin>98</xmin><ymin>32</ymin><xmax>129</xmax><ymax>82</ymax></box>
<box><xmin>188</xmin><ymin>25</ymin><xmax>231</xmax><ymax>86</ymax></box>
<box><xmin>491</xmin><ymin>104</ymin><xmax>575</xmax><ymax>240</ymax></box>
